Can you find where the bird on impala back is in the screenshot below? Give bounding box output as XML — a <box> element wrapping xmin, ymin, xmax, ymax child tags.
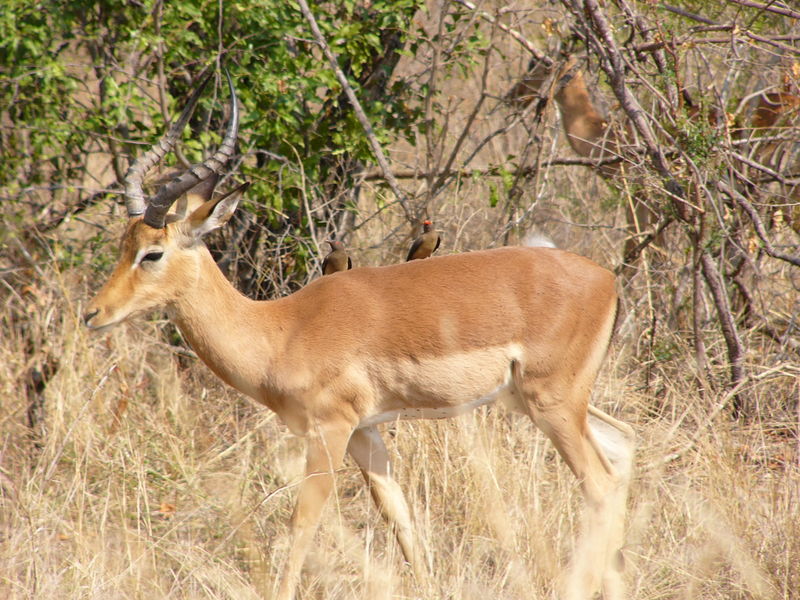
<box><xmin>406</xmin><ymin>220</ymin><xmax>441</xmax><ymax>261</ymax></box>
<box><xmin>321</xmin><ymin>240</ymin><xmax>352</xmax><ymax>275</ymax></box>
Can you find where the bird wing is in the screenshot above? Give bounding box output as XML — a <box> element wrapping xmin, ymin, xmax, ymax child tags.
<box><xmin>347</xmin><ymin>256</ymin><xmax>353</xmax><ymax>270</ymax></box>
<box><xmin>406</xmin><ymin>238</ymin><xmax>423</xmax><ymax>261</ymax></box>
<box><xmin>434</xmin><ymin>233</ymin><xmax>441</xmax><ymax>253</ymax></box>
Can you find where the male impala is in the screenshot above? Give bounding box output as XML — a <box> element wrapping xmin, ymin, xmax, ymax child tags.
<box><xmin>85</xmin><ymin>69</ymin><xmax>635</xmax><ymax>600</ymax></box>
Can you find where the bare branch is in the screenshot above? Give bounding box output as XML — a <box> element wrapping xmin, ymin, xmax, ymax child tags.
<box><xmin>362</xmin><ymin>155</ymin><xmax>624</xmax><ymax>181</ymax></box>
<box><xmin>566</xmin><ymin>0</ymin><xmax>690</xmax><ymax>219</ymax></box>
<box><xmin>295</xmin><ymin>0</ymin><xmax>413</xmax><ymax>222</ymax></box>
<box><xmin>724</xmin><ymin>0</ymin><xmax>800</xmax><ymax>20</ymax></box>
<box><xmin>431</xmin><ymin>30</ymin><xmax>495</xmax><ymax>199</ymax></box>
<box><xmin>718</xmin><ymin>181</ymin><xmax>800</xmax><ymax>267</ymax></box>
<box><xmin>613</xmin><ymin>215</ymin><xmax>675</xmax><ymax>276</ymax></box>
<box><xmin>451</xmin><ymin>0</ymin><xmax>552</xmax><ymax>65</ymax></box>
<box><xmin>659</xmin><ymin>3</ymin><xmax>718</xmax><ymax>26</ymax></box>
<box><xmin>700</xmin><ymin>249</ymin><xmax>747</xmax><ymax>411</ymax></box>
<box><xmin>729</xmin><ymin>151</ymin><xmax>792</xmax><ymax>186</ymax></box>
<box><xmin>634</xmin><ymin>34</ymin><xmax>800</xmax><ymax>54</ymax></box>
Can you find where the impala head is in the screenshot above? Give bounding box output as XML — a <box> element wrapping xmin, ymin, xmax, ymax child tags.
<box><xmin>506</xmin><ymin>56</ymin><xmax>556</xmax><ymax>109</ymax></box>
<box><xmin>752</xmin><ymin>90</ymin><xmax>800</xmax><ymax>129</ymax></box>
<box><xmin>84</xmin><ymin>69</ymin><xmax>246</xmax><ymax>331</ymax></box>
<box><xmin>506</xmin><ymin>51</ymin><xmax>581</xmax><ymax>108</ymax></box>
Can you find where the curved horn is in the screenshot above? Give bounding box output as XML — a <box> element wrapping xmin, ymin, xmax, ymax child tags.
<box><xmin>124</xmin><ymin>70</ymin><xmax>214</xmax><ymax>217</ymax></box>
<box><xmin>143</xmin><ymin>69</ymin><xmax>240</xmax><ymax>229</ymax></box>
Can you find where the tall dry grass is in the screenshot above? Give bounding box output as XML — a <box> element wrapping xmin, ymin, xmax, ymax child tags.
<box><xmin>1</xmin><ymin>184</ymin><xmax>797</xmax><ymax>599</ymax></box>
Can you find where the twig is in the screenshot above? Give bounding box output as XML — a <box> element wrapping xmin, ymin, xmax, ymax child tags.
<box><xmin>735</xmin><ymin>29</ymin><xmax>800</xmax><ymax>55</ymax></box>
<box><xmin>295</xmin><ymin>0</ymin><xmax>413</xmax><ymax>223</ymax></box>
<box><xmin>659</xmin><ymin>3</ymin><xmax>718</xmax><ymax>26</ymax></box>
<box><xmin>362</xmin><ymin>155</ymin><xmax>624</xmax><ymax>181</ymax></box>
<box><xmin>451</xmin><ymin>0</ymin><xmax>552</xmax><ymax>66</ymax></box>
<box><xmin>12</xmin><ymin>237</ymin><xmax>48</xmax><ymax>281</ymax></box>
<box><xmin>431</xmin><ymin>39</ymin><xmax>493</xmax><ymax>198</ymax></box>
<box><xmin>723</xmin><ymin>0</ymin><xmax>800</xmax><ymax>20</ymax></box>
<box><xmin>613</xmin><ymin>216</ymin><xmax>674</xmax><ymax>275</ymax></box>
<box><xmin>691</xmin><ymin>233</ymin><xmax>709</xmax><ymax>395</ymax></box>
<box><xmin>729</xmin><ymin>151</ymin><xmax>791</xmax><ymax>186</ymax></box>
<box><xmin>633</xmin><ymin>34</ymin><xmax>800</xmax><ymax>54</ymax></box>
<box><xmin>298</xmin><ymin>159</ymin><xmax>322</xmax><ymax>263</ymax></box>
<box><xmin>567</xmin><ymin>0</ymin><xmax>690</xmax><ymax>220</ymax></box>
<box><xmin>424</xmin><ymin>7</ymin><xmax>446</xmax><ymax>209</ymax></box>
<box><xmin>700</xmin><ymin>250</ymin><xmax>746</xmax><ymax>412</ymax></box>
<box><xmin>618</xmin><ymin>0</ymin><xmax>677</xmax><ymax>108</ymax></box>
<box><xmin>718</xmin><ymin>181</ymin><xmax>800</xmax><ymax>267</ymax></box>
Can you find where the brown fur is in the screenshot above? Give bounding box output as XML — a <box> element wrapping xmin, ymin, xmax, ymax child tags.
<box><xmin>752</xmin><ymin>91</ymin><xmax>800</xmax><ymax>129</ymax></box>
<box><xmin>509</xmin><ymin>57</ymin><xmax>649</xmax><ymax>268</ymax></box>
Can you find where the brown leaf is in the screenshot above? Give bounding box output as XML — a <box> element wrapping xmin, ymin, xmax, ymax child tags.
<box><xmin>156</xmin><ymin>502</ymin><xmax>176</xmax><ymax>519</ymax></box>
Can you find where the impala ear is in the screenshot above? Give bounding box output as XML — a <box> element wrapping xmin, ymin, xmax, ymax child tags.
<box><xmin>173</xmin><ymin>173</ymin><xmax>221</xmax><ymax>221</ymax></box>
<box><xmin>187</xmin><ymin>182</ymin><xmax>250</xmax><ymax>238</ymax></box>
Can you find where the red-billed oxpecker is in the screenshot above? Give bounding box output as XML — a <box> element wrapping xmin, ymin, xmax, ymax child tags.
<box><xmin>406</xmin><ymin>220</ymin><xmax>441</xmax><ymax>261</ymax></box>
<box><xmin>321</xmin><ymin>240</ymin><xmax>352</xmax><ymax>275</ymax></box>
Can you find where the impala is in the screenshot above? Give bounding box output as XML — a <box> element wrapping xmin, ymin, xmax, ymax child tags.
<box><xmin>508</xmin><ymin>55</ymin><xmax>658</xmax><ymax>270</ymax></box>
<box><xmin>749</xmin><ymin>83</ymin><xmax>800</xmax><ymax>197</ymax></box>
<box><xmin>85</xmin><ymin>69</ymin><xmax>635</xmax><ymax>600</ymax></box>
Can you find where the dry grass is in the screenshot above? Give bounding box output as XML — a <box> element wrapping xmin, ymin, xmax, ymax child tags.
<box><xmin>1</xmin><ymin>210</ymin><xmax>797</xmax><ymax>600</ymax></box>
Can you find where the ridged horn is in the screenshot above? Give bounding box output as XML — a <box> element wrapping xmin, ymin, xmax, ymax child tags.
<box><xmin>124</xmin><ymin>69</ymin><xmax>213</xmax><ymax>217</ymax></box>
<box><xmin>143</xmin><ymin>69</ymin><xmax>239</xmax><ymax>229</ymax></box>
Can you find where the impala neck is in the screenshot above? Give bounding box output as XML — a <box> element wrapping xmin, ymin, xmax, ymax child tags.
<box><xmin>555</xmin><ymin>72</ymin><xmax>595</xmax><ymax>123</ymax></box>
<box><xmin>167</xmin><ymin>246</ymin><xmax>275</xmax><ymax>400</ymax></box>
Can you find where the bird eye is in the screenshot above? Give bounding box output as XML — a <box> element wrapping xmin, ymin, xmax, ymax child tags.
<box><xmin>141</xmin><ymin>251</ymin><xmax>164</xmax><ymax>263</ymax></box>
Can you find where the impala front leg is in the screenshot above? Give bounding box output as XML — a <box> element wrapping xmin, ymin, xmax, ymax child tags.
<box><xmin>276</xmin><ymin>420</ymin><xmax>353</xmax><ymax>600</ymax></box>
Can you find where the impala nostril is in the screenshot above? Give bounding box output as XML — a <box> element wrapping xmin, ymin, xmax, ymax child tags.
<box><xmin>84</xmin><ymin>308</ymin><xmax>99</xmax><ymax>326</ymax></box>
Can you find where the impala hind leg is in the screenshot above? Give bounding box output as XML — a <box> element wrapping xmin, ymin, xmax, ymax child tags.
<box><xmin>513</xmin><ymin>368</ymin><xmax>633</xmax><ymax>599</ymax></box>
<box><xmin>276</xmin><ymin>421</ymin><xmax>353</xmax><ymax>600</ymax></box>
<box><xmin>539</xmin><ymin>403</ymin><xmax>631</xmax><ymax>600</ymax></box>
<box><xmin>586</xmin><ymin>405</ymin><xmax>635</xmax><ymax>600</ymax></box>
<box><xmin>347</xmin><ymin>426</ymin><xmax>426</xmax><ymax>581</ymax></box>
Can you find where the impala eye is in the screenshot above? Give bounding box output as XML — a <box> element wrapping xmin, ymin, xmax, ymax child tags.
<box><xmin>141</xmin><ymin>251</ymin><xmax>164</xmax><ymax>263</ymax></box>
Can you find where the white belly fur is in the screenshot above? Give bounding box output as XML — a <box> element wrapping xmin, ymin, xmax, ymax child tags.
<box><xmin>356</xmin><ymin>344</ymin><xmax>523</xmax><ymax>429</ymax></box>
<box><xmin>357</xmin><ymin>383</ymin><xmax>506</xmax><ymax>428</ymax></box>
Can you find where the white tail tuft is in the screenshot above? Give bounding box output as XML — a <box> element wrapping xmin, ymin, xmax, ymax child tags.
<box><xmin>522</xmin><ymin>232</ymin><xmax>556</xmax><ymax>248</ymax></box>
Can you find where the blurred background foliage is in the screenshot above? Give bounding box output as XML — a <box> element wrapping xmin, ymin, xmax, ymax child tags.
<box><xmin>1</xmin><ymin>0</ymin><xmax>426</xmax><ymax>295</ymax></box>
